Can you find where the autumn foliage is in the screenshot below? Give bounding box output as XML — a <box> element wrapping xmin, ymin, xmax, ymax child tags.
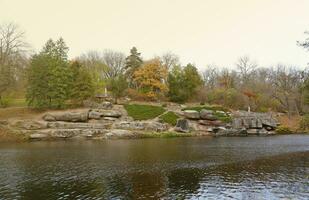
<box><xmin>133</xmin><ymin>59</ymin><xmax>168</xmax><ymax>100</ymax></box>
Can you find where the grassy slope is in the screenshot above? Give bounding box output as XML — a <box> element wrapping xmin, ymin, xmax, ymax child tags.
<box><xmin>124</xmin><ymin>104</ymin><xmax>166</xmax><ymax>120</ymax></box>
<box><xmin>159</xmin><ymin>111</ymin><xmax>179</xmax><ymax>125</ymax></box>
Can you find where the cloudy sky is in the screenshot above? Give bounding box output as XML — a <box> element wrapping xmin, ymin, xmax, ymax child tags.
<box><xmin>1</xmin><ymin>0</ymin><xmax>309</xmax><ymax>70</ymax></box>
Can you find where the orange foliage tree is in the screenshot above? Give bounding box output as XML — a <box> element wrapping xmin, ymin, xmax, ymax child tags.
<box><xmin>133</xmin><ymin>59</ymin><xmax>168</xmax><ymax>100</ymax></box>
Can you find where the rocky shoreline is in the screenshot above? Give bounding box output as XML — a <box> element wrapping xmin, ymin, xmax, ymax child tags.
<box><xmin>0</xmin><ymin>102</ymin><xmax>281</xmax><ymax>141</ymax></box>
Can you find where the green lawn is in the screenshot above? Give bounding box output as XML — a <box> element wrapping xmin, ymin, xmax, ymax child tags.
<box><xmin>124</xmin><ymin>104</ymin><xmax>166</xmax><ymax>120</ymax></box>
<box><xmin>159</xmin><ymin>111</ymin><xmax>179</xmax><ymax>126</ymax></box>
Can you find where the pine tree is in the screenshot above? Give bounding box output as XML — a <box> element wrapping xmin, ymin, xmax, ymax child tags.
<box><xmin>26</xmin><ymin>38</ymin><xmax>70</xmax><ymax>109</ymax></box>
<box><xmin>125</xmin><ymin>47</ymin><xmax>143</xmax><ymax>80</ymax></box>
<box><xmin>70</xmin><ymin>61</ymin><xmax>95</xmax><ymax>105</ymax></box>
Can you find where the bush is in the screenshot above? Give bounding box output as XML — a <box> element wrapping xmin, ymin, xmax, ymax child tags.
<box><xmin>299</xmin><ymin>114</ymin><xmax>309</xmax><ymax>132</ymax></box>
<box><xmin>0</xmin><ymin>97</ymin><xmax>11</xmax><ymax>108</ymax></box>
<box><xmin>276</xmin><ymin>126</ymin><xmax>293</xmax><ymax>134</ymax></box>
<box><xmin>124</xmin><ymin>104</ymin><xmax>166</xmax><ymax>120</ymax></box>
<box><xmin>159</xmin><ymin>111</ymin><xmax>179</xmax><ymax>126</ymax></box>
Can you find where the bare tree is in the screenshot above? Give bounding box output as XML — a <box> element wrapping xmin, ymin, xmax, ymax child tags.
<box><xmin>160</xmin><ymin>52</ymin><xmax>179</xmax><ymax>70</ymax></box>
<box><xmin>203</xmin><ymin>64</ymin><xmax>219</xmax><ymax>89</ymax></box>
<box><xmin>236</xmin><ymin>56</ymin><xmax>257</xmax><ymax>85</ymax></box>
<box><xmin>270</xmin><ymin>65</ymin><xmax>304</xmax><ymax>117</ymax></box>
<box><xmin>102</xmin><ymin>50</ymin><xmax>126</xmax><ymax>79</ymax></box>
<box><xmin>0</xmin><ymin>23</ymin><xmax>28</xmax><ymax>102</ymax></box>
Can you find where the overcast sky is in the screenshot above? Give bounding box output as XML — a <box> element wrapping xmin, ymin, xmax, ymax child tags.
<box><xmin>1</xmin><ymin>0</ymin><xmax>309</xmax><ymax>70</ymax></box>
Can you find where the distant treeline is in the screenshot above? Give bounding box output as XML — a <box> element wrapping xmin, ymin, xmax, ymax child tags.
<box><xmin>0</xmin><ymin>23</ymin><xmax>309</xmax><ymax>116</ymax></box>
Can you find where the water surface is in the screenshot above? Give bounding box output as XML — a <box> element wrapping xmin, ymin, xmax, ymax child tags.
<box><xmin>0</xmin><ymin>135</ymin><xmax>308</xmax><ymax>199</ymax></box>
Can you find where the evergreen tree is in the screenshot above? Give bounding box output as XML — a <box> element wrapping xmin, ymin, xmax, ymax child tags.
<box><xmin>125</xmin><ymin>47</ymin><xmax>143</xmax><ymax>80</ymax></box>
<box><xmin>26</xmin><ymin>38</ymin><xmax>70</xmax><ymax>109</ymax></box>
<box><xmin>168</xmin><ymin>64</ymin><xmax>203</xmax><ymax>103</ymax></box>
<box><xmin>70</xmin><ymin>61</ymin><xmax>95</xmax><ymax>105</ymax></box>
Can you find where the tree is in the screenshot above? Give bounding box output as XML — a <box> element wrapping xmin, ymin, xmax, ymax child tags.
<box><xmin>168</xmin><ymin>65</ymin><xmax>187</xmax><ymax>103</ymax></box>
<box><xmin>70</xmin><ymin>61</ymin><xmax>95</xmax><ymax>105</ymax></box>
<box><xmin>107</xmin><ymin>75</ymin><xmax>128</xmax><ymax>104</ymax></box>
<box><xmin>133</xmin><ymin>59</ymin><xmax>168</xmax><ymax>100</ymax></box>
<box><xmin>125</xmin><ymin>47</ymin><xmax>143</xmax><ymax>80</ymax></box>
<box><xmin>160</xmin><ymin>52</ymin><xmax>179</xmax><ymax>70</ymax></box>
<box><xmin>270</xmin><ymin>65</ymin><xmax>303</xmax><ymax>117</ymax></box>
<box><xmin>102</xmin><ymin>50</ymin><xmax>126</xmax><ymax>79</ymax></box>
<box><xmin>168</xmin><ymin>63</ymin><xmax>203</xmax><ymax>103</ymax></box>
<box><xmin>26</xmin><ymin>38</ymin><xmax>70</xmax><ymax>109</ymax></box>
<box><xmin>0</xmin><ymin>23</ymin><xmax>28</xmax><ymax>105</ymax></box>
<box><xmin>236</xmin><ymin>56</ymin><xmax>257</xmax><ymax>85</ymax></box>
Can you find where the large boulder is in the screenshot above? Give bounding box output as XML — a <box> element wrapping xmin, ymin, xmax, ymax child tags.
<box><xmin>11</xmin><ymin>120</ymin><xmax>48</xmax><ymax>130</ymax></box>
<box><xmin>43</xmin><ymin>111</ymin><xmax>88</xmax><ymax>122</ymax></box>
<box><xmin>113</xmin><ymin>121</ymin><xmax>167</xmax><ymax>132</ymax></box>
<box><xmin>198</xmin><ymin>120</ymin><xmax>224</xmax><ymax>127</ymax></box>
<box><xmin>174</xmin><ymin>119</ymin><xmax>190</xmax><ymax>133</ymax></box>
<box><xmin>83</xmin><ymin>100</ymin><xmax>113</xmax><ymax>109</ymax></box>
<box><xmin>88</xmin><ymin>109</ymin><xmax>122</xmax><ymax>119</ymax></box>
<box><xmin>47</xmin><ymin>122</ymin><xmax>109</xmax><ymax>129</ymax></box>
<box><xmin>200</xmin><ymin>109</ymin><xmax>213</xmax><ymax>119</ymax></box>
<box><xmin>105</xmin><ymin>129</ymin><xmax>134</xmax><ymax>138</ymax></box>
<box><xmin>184</xmin><ymin>110</ymin><xmax>200</xmax><ymax>120</ymax></box>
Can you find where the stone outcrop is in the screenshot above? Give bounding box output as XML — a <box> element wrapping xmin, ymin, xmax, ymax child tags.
<box><xmin>113</xmin><ymin>121</ymin><xmax>167</xmax><ymax>132</ymax></box>
<box><xmin>43</xmin><ymin>111</ymin><xmax>88</xmax><ymax>122</ymax></box>
<box><xmin>174</xmin><ymin>119</ymin><xmax>190</xmax><ymax>133</ymax></box>
<box><xmin>10</xmin><ymin>120</ymin><xmax>47</xmax><ymax>130</ymax></box>
<box><xmin>88</xmin><ymin>109</ymin><xmax>122</xmax><ymax>119</ymax></box>
<box><xmin>183</xmin><ymin>110</ymin><xmax>200</xmax><ymax>120</ymax></box>
<box><xmin>83</xmin><ymin>100</ymin><xmax>113</xmax><ymax>109</ymax></box>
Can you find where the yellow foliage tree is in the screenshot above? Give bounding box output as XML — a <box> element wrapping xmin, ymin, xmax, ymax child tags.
<box><xmin>133</xmin><ymin>59</ymin><xmax>168</xmax><ymax>100</ymax></box>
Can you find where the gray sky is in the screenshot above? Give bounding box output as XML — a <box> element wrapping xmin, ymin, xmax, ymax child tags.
<box><xmin>1</xmin><ymin>0</ymin><xmax>309</xmax><ymax>70</ymax></box>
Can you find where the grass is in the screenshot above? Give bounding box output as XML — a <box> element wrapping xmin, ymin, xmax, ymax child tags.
<box><xmin>140</xmin><ymin>131</ymin><xmax>193</xmax><ymax>138</ymax></box>
<box><xmin>124</xmin><ymin>104</ymin><xmax>166</xmax><ymax>120</ymax></box>
<box><xmin>9</xmin><ymin>98</ymin><xmax>27</xmax><ymax>107</ymax></box>
<box><xmin>276</xmin><ymin>126</ymin><xmax>293</xmax><ymax>134</ymax></box>
<box><xmin>159</xmin><ymin>111</ymin><xmax>179</xmax><ymax>126</ymax></box>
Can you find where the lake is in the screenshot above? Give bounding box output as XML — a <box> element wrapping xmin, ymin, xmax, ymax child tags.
<box><xmin>0</xmin><ymin>135</ymin><xmax>308</xmax><ymax>199</ymax></box>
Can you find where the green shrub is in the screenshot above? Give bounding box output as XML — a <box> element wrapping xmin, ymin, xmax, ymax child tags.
<box><xmin>124</xmin><ymin>104</ymin><xmax>165</xmax><ymax>120</ymax></box>
<box><xmin>0</xmin><ymin>97</ymin><xmax>11</xmax><ymax>108</ymax></box>
<box><xmin>159</xmin><ymin>111</ymin><xmax>179</xmax><ymax>126</ymax></box>
<box><xmin>276</xmin><ymin>126</ymin><xmax>293</xmax><ymax>134</ymax></box>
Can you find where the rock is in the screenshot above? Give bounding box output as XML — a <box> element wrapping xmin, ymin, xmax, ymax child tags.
<box><xmin>200</xmin><ymin>109</ymin><xmax>218</xmax><ymax>120</ymax></box>
<box><xmin>11</xmin><ymin>120</ymin><xmax>48</xmax><ymax>130</ymax></box>
<box><xmin>89</xmin><ymin>109</ymin><xmax>122</xmax><ymax>118</ymax></box>
<box><xmin>215</xmin><ymin>128</ymin><xmax>247</xmax><ymax>137</ymax></box>
<box><xmin>88</xmin><ymin>110</ymin><xmax>103</xmax><ymax>119</ymax></box>
<box><xmin>43</xmin><ymin>114</ymin><xmax>56</xmax><ymax>121</ymax></box>
<box><xmin>83</xmin><ymin>100</ymin><xmax>113</xmax><ymax>109</ymax></box>
<box><xmin>198</xmin><ymin>120</ymin><xmax>224</xmax><ymax>127</ymax></box>
<box><xmin>113</xmin><ymin>121</ymin><xmax>167</xmax><ymax>132</ymax></box>
<box><xmin>103</xmin><ymin>117</ymin><xmax>118</xmax><ymax>121</ymax></box>
<box><xmin>174</xmin><ymin>119</ymin><xmax>190</xmax><ymax>133</ymax></box>
<box><xmin>105</xmin><ymin>129</ymin><xmax>134</xmax><ymax>138</ymax></box>
<box><xmin>29</xmin><ymin>133</ymin><xmax>48</xmax><ymax>139</ymax></box>
<box><xmin>184</xmin><ymin>110</ymin><xmax>200</xmax><ymax>120</ymax></box>
<box><xmin>247</xmin><ymin>128</ymin><xmax>259</xmax><ymax>135</ymax></box>
<box><xmin>43</xmin><ymin>112</ymin><xmax>88</xmax><ymax>122</ymax></box>
<box><xmin>98</xmin><ymin>101</ymin><xmax>113</xmax><ymax>109</ymax></box>
<box><xmin>0</xmin><ymin>120</ymin><xmax>8</xmax><ymax>126</ymax></box>
<box><xmin>48</xmin><ymin>129</ymin><xmax>81</xmax><ymax>138</ymax></box>
<box><xmin>47</xmin><ymin>122</ymin><xmax>109</xmax><ymax>129</ymax></box>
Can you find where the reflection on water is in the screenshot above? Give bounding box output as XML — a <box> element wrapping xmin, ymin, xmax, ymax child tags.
<box><xmin>0</xmin><ymin>135</ymin><xmax>308</xmax><ymax>199</ymax></box>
